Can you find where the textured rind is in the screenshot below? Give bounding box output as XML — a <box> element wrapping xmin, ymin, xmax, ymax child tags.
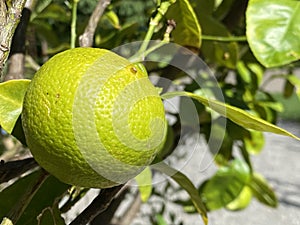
<box><xmin>22</xmin><ymin>48</ymin><xmax>167</xmax><ymax>188</ymax></box>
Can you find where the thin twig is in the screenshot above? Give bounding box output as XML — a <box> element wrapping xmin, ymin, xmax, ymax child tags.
<box><xmin>0</xmin><ymin>158</ymin><xmax>39</xmax><ymax>184</ymax></box>
<box><xmin>0</xmin><ymin>0</ymin><xmax>27</xmax><ymax>74</ymax></box>
<box><xmin>69</xmin><ymin>184</ymin><xmax>125</xmax><ymax>225</ymax></box>
<box><xmin>201</xmin><ymin>35</ymin><xmax>247</xmax><ymax>42</ymax></box>
<box><xmin>79</xmin><ymin>0</ymin><xmax>111</xmax><ymax>47</ymax></box>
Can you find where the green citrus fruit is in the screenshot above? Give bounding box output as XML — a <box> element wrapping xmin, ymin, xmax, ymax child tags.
<box><xmin>22</xmin><ymin>47</ymin><xmax>167</xmax><ymax>188</ymax></box>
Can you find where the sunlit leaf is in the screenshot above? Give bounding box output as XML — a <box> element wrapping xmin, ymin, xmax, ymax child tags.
<box><xmin>166</xmin><ymin>0</ymin><xmax>202</xmax><ymax>48</ymax></box>
<box><xmin>246</xmin><ymin>0</ymin><xmax>300</xmax><ymax>67</ymax></box>
<box><xmin>153</xmin><ymin>162</ymin><xmax>208</xmax><ymax>225</ymax></box>
<box><xmin>244</xmin><ymin>130</ymin><xmax>265</xmax><ymax>155</ymax></box>
<box><xmin>225</xmin><ymin>185</ymin><xmax>252</xmax><ymax>211</ymax></box>
<box><xmin>0</xmin><ymin>79</ymin><xmax>30</xmax><ymax>133</ymax></box>
<box><xmin>200</xmin><ymin>159</ymin><xmax>250</xmax><ymax>210</ymax></box>
<box><xmin>155</xmin><ymin>214</ymin><xmax>168</xmax><ymax>225</ymax></box>
<box><xmin>103</xmin><ymin>10</ymin><xmax>121</xmax><ymax>29</ymax></box>
<box><xmin>161</xmin><ymin>91</ymin><xmax>300</xmax><ymax>140</ymax></box>
<box><xmin>135</xmin><ymin>167</ymin><xmax>152</xmax><ymax>202</ymax></box>
<box><xmin>0</xmin><ymin>218</ymin><xmax>13</xmax><ymax>225</ymax></box>
<box><xmin>286</xmin><ymin>75</ymin><xmax>300</xmax><ymax>96</ymax></box>
<box><xmin>249</xmin><ymin>173</ymin><xmax>278</xmax><ymax>207</ymax></box>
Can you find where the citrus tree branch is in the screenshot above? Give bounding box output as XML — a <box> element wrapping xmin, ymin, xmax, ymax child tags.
<box><xmin>0</xmin><ymin>158</ymin><xmax>39</xmax><ymax>184</ymax></box>
<box><xmin>0</xmin><ymin>0</ymin><xmax>27</xmax><ymax>75</ymax></box>
<box><xmin>79</xmin><ymin>0</ymin><xmax>111</xmax><ymax>47</ymax></box>
<box><xmin>69</xmin><ymin>184</ymin><xmax>125</xmax><ymax>225</ymax></box>
<box><xmin>4</xmin><ymin>4</ymin><xmax>32</xmax><ymax>81</ymax></box>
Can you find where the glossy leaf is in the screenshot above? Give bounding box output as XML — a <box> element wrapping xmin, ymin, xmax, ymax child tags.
<box><xmin>135</xmin><ymin>167</ymin><xmax>153</xmax><ymax>202</ymax></box>
<box><xmin>246</xmin><ymin>0</ymin><xmax>300</xmax><ymax>67</ymax></box>
<box><xmin>200</xmin><ymin>160</ymin><xmax>250</xmax><ymax>210</ymax></box>
<box><xmin>0</xmin><ymin>79</ymin><xmax>30</xmax><ymax>133</ymax></box>
<box><xmin>153</xmin><ymin>162</ymin><xmax>208</xmax><ymax>225</ymax></box>
<box><xmin>161</xmin><ymin>91</ymin><xmax>300</xmax><ymax>140</ymax></box>
<box><xmin>166</xmin><ymin>0</ymin><xmax>202</xmax><ymax>48</ymax></box>
<box><xmin>249</xmin><ymin>173</ymin><xmax>278</xmax><ymax>207</ymax></box>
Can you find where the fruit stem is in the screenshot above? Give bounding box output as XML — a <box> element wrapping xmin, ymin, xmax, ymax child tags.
<box><xmin>134</xmin><ymin>0</ymin><xmax>176</xmax><ymax>60</ymax></box>
<box><xmin>129</xmin><ymin>19</ymin><xmax>176</xmax><ymax>63</ymax></box>
<box><xmin>71</xmin><ymin>0</ymin><xmax>80</xmax><ymax>48</ymax></box>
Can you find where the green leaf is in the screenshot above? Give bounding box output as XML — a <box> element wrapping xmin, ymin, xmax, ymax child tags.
<box><xmin>0</xmin><ymin>170</ymin><xmax>41</xmax><ymax>219</ymax></box>
<box><xmin>249</xmin><ymin>173</ymin><xmax>278</xmax><ymax>207</ymax></box>
<box><xmin>225</xmin><ymin>185</ymin><xmax>252</xmax><ymax>211</ymax></box>
<box><xmin>0</xmin><ymin>79</ymin><xmax>30</xmax><ymax>133</ymax></box>
<box><xmin>0</xmin><ymin>169</ymin><xmax>69</xmax><ymax>225</ymax></box>
<box><xmin>16</xmin><ymin>176</ymin><xmax>69</xmax><ymax>225</ymax></box>
<box><xmin>243</xmin><ymin>130</ymin><xmax>265</xmax><ymax>155</ymax></box>
<box><xmin>153</xmin><ymin>162</ymin><xmax>208</xmax><ymax>225</ymax></box>
<box><xmin>198</xmin><ymin>14</ymin><xmax>238</xmax><ymax>69</ymax></box>
<box><xmin>161</xmin><ymin>91</ymin><xmax>300</xmax><ymax>140</ymax></box>
<box><xmin>286</xmin><ymin>74</ymin><xmax>300</xmax><ymax>96</ymax></box>
<box><xmin>246</xmin><ymin>0</ymin><xmax>300</xmax><ymax>67</ymax></box>
<box><xmin>35</xmin><ymin>3</ymin><xmax>70</xmax><ymax>22</ymax></box>
<box><xmin>135</xmin><ymin>167</ymin><xmax>152</xmax><ymax>202</ymax></box>
<box><xmin>103</xmin><ymin>10</ymin><xmax>121</xmax><ymax>29</ymax></box>
<box><xmin>200</xmin><ymin>159</ymin><xmax>250</xmax><ymax>210</ymax></box>
<box><xmin>30</xmin><ymin>0</ymin><xmax>53</xmax><ymax>20</ymax></box>
<box><xmin>37</xmin><ymin>206</ymin><xmax>65</xmax><ymax>225</ymax></box>
<box><xmin>166</xmin><ymin>0</ymin><xmax>202</xmax><ymax>48</ymax></box>
<box><xmin>155</xmin><ymin>214</ymin><xmax>168</xmax><ymax>225</ymax></box>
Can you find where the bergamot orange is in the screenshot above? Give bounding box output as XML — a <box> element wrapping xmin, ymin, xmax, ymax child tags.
<box><xmin>22</xmin><ymin>47</ymin><xmax>167</xmax><ymax>188</ymax></box>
